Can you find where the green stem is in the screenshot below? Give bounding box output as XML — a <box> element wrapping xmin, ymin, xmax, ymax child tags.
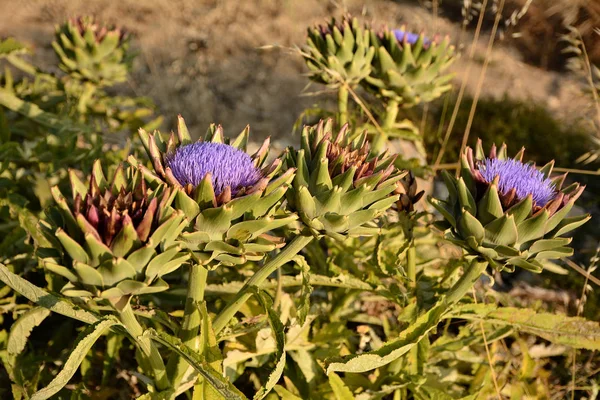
<box><xmin>338</xmin><ymin>85</ymin><xmax>349</xmax><ymax>126</ymax></box>
<box><xmin>212</xmin><ymin>235</ymin><xmax>314</xmax><ymax>335</ymax></box>
<box><xmin>118</xmin><ymin>303</ymin><xmax>170</xmax><ymax>390</ymax></box>
<box><xmin>406</xmin><ymin>245</ymin><xmax>416</xmax><ymax>287</ymax></box>
<box><xmin>372</xmin><ymin>99</ymin><xmax>399</xmax><ymax>154</ymax></box>
<box><xmin>445</xmin><ymin>258</ymin><xmax>488</xmax><ymax>305</ymax></box>
<box><xmin>168</xmin><ymin>265</ymin><xmax>208</xmax><ymax>387</ymax></box>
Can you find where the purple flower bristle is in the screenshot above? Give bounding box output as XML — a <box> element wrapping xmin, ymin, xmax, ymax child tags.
<box><xmin>166</xmin><ymin>142</ymin><xmax>261</xmax><ymax>195</ymax></box>
<box><xmin>478</xmin><ymin>158</ymin><xmax>556</xmax><ymax>207</ymax></box>
<box><xmin>393</xmin><ymin>29</ymin><xmax>429</xmax><ymax>45</ymax></box>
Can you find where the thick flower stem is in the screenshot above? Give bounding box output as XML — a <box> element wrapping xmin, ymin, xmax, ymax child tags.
<box><xmin>338</xmin><ymin>85</ymin><xmax>349</xmax><ymax>126</ymax></box>
<box><xmin>168</xmin><ymin>265</ymin><xmax>208</xmax><ymax>387</ymax></box>
<box><xmin>445</xmin><ymin>258</ymin><xmax>488</xmax><ymax>305</ymax></box>
<box><xmin>118</xmin><ymin>303</ymin><xmax>170</xmax><ymax>390</ymax></box>
<box><xmin>372</xmin><ymin>99</ymin><xmax>399</xmax><ymax>154</ymax></box>
<box><xmin>212</xmin><ymin>235</ymin><xmax>314</xmax><ymax>335</ymax></box>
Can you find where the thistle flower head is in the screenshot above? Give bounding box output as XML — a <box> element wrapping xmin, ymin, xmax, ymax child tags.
<box><xmin>73</xmin><ymin>168</ymin><xmax>160</xmax><ymax>247</ymax></box>
<box><xmin>132</xmin><ymin>116</ymin><xmax>297</xmax><ymax>268</ymax></box>
<box><xmin>478</xmin><ymin>158</ymin><xmax>556</xmax><ymax>208</ymax></box>
<box><xmin>54</xmin><ymin>16</ymin><xmax>131</xmax><ymax>85</ymax></box>
<box><xmin>392</xmin><ymin>29</ymin><xmax>429</xmax><ymax>46</ymax></box>
<box><xmin>304</xmin><ymin>15</ymin><xmax>375</xmax><ymax>87</ymax></box>
<box><xmin>429</xmin><ymin>139</ymin><xmax>590</xmax><ymax>273</ymax></box>
<box><xmin>286</xmin><ymin>119</ymin><xmax>406</xmax><ymax>240</ymax></box>
<box><xmin>309</xmin><ymin>121</ymin><xmax>396</xmax><ymax>186</ymax></box>
<box><xmin>40</xmin><ymin>161</ymin><xmax>189</xmax><ymax>299</ymax></box>
<box><xmin>165</xmin><ymin>142</ymin><xmax>261</xmax><ymax>196</ymax></box>
<box><xmin>69</xmin><ymin>16</ymin><xmax>128</xmax><ymax>44</ymax></box>
<box><xmin>364</xmin><ymin>26</ymin><xmax>454</xmax><ymax>107</ymax></box>
<box><xmin>463</xmin><ymin>140</ymin><xmax>584</xmax><ymax>215</ymax></box>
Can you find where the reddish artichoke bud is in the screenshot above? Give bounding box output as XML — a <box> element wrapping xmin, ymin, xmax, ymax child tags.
<box><xmin>73</xmin><ymin>170</ymin><xmax>161</xmax><ymax>246</ymax></box>
<box><xmin>310</xmin><ymin>121</ymin><xmax>397</xmax><ymax>187</ymax></box>
<box><xmin>69</xmin><ymin>16</ymin><xmax>128</xmax><ymax>44</ymax></box>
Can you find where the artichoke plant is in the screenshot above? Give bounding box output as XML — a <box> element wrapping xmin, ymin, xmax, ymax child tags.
<box><xmin>38</xmin><ymin>160</ymin><xmax>190</xmax><ymax>301</ymax></box>
<box><xmin>285</xmin><ymin>119</ymin><xmax>406</xmax><ymax>240</ymax></box>
<box><xmin>304</xmin><ymin>15</ymin><xmax>375</xmax><ymax>88</ymax></box>
<box><xmin>52</xmin><ymin>16</ymin><xmax>131</xmax><ymax>86</ymax></box>
<box><xmin>130</xmin><ymin>116</ymin><xmax>296</xmax><ymax>268</ymax></box>
<box><xmin>430</xmin><ymin>140</ymin><xmax>590</xmax><ymax>272</ymax></box>
<box><xmin>364</xmin><ymin>26</ymin><xmax>455</xmax><ymax>108</ymax></box>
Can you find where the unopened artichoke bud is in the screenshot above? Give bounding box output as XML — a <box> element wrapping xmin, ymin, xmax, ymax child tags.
<box><xmin>429</xmin><ymin>140</ymin><xmax>590</xmax><ymax>272</ymax></box>
<box><xmin>304</xmin><ymin>15</ymin><xmax>375</xmax><ymax>87</ymax></box>
<box><xmin>285</xmin><ymin>119</ymin><xmax>406</xmax><ymax>240</ymax></box>
<box><xmin>38</xmin><ymin>161</ymin><xmax>190</xmax><ymax>301</ymax></box>
<box><xmin>52</xmin><ymin>16</ymin><xmax>131</xmax><ymax>86</ymax></box>
<box><xmin>363</xmin><ymin>26</ymin><xmax>455</xmax><ymax>107</ymax></box>
<box><xmin>394</xmin><ymin>171</ymin><xmax>424</xmax><ymax>213</ymax></box>
<box><xmin>130</xmin><ymin>116</ymin><xmax>297</xmax><ymax>267</ymax></box>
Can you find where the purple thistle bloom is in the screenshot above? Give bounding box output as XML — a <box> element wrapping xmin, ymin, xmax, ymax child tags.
<box><xmin>166</xmin><ymin>142</ymin><xmax>261</xmax><ymax>195</ymax></box>
<box><xmin>478</xmin><ymin>158</ymin><xmax>556</xmax><ymax>207</ymax></box>
<box><xmin>393</xmin><ymin>29</ymin><xmax>429</xmax><ymax>45</ymax></box>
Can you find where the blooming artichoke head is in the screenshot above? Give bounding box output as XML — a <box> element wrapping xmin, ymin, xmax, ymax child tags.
<box><xmin>429</xmin><ymin>140</ymin><xmax>590</xmax><ymax>272</ymax></box>
<box><xmin>285</xmin><ymin>119</ymin><xmax>407</xmax><ymax>240</ymax></box>
<box><xmin>363</xmin><ymin>25</ymin><xmax>455</xmax><ymax>107</ymax></box>
<box><xmin>130</xmin><ymin>116</ymin><xmax>297</xmax><ymax>267</ymax></box>
<box><xmin>52</xmin><ymin>16</ymin><xmax>131</xmax><ymax>86</ymax></box>
<box><xmin>304</xmin><ymin>15</ymin><xmax>375</xmax><ymax>87</ymax></box>
<box><xmin>39</xmin><ymin>161</ymin><xmax>189</xmax><ymax>301</ymax></box>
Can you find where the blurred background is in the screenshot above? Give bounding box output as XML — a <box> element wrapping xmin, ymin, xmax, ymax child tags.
<box><xmin>2</xmin><ymin>0</ymin><xmax>599</xmax><ymax>146</ymax></box>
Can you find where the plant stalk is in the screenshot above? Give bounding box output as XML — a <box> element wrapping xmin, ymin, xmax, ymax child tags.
<box><xmin>372</xmin><ymin>99</ymin><xmax>399</xmax><ymax>154</ymax></box>
<box><xmin>445</xmin><ymin>258</ymin><xmax>488</xmax><ymax>305</ymax></box>
<box><xmin>118</xmin><ymin>303</ymin><xmax>170</xmax><ymax>390</ymax></box>
<box><xmin>168</xmin><ymin>264</ymin><xmax>209</xmax><ymax>387</ymax></box>
<box><xmin>338</xmin><ymin>85</ymin><xmax>349</xmax><ymax>126</ymax></box>
<box><xmin>212</xmin><ymin>234</ymin><xmax>314</xmax><ymax>335</ymax></box>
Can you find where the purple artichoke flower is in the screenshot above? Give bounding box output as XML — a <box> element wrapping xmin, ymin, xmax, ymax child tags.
<box><xmin>477</xmin><ymin>158</ymin><xmax>556</xmax><ymax>208</ymax></box>
<box><xmin>165</xmin><ymin>142</ymin><xmax>261</xmax><ymax>196</ymax></box>
<box><xmin>393</xmin><ymin>29</ymin><xmax>422</xmax><ymax>45</ymax></box>
<box><xmin>464</xmin><ymin>141</ymin><xmax>585</xmax><ymax>215</ymax></box>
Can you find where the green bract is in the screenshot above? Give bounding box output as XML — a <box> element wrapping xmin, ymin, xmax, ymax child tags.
<box><xmin>304</xmin><ymin>15</ymin><xmax>375</xmax><ymax>87</ymax></box>
<box><xmin>430</xmin><ymin>140</ymin><xmax>590</xmax><ymax>272</ymax></box>
<box><xmin>364</xmin><ymin>27</ymin><xmax>455</xmax><ymax>107</ymax></box>
<box><xmin>285</xmin><ymin>119</ymin><xmax>406</xmax><ymax>240</ymax></box>
<box><xmin>52</xmin><ymin>16</ymin><xmax>131</xmax><ymax>86</ymax></box>
<box><xmin>38</xmin><ymin>161</ymin><xmax>189</xmax><ymax>301</ymax></box>
<box><xmin>130</xmin><ymin>116</ymin><xmax>297</xmax><ymax>267</ymax></box>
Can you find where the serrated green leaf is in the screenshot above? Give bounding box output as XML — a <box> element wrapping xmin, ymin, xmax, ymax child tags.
<box><xmin>146</xmin><ymin>329</ymin><xmax>248</xmax><ymax>400</ymax></box>
<box><xmin>31</xmin><ymin>318</ymin><xmax>119</xmax><ymax>400</ymax></box>
<box><xmin>448</xmin><ymin>304</ymin><xmax>600</xmax><ymax>350</ymax></box>
<box><xmin>0</xmin><ymin>263</ymin><xmax>98</xmax><ymax>324</ymax></box>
